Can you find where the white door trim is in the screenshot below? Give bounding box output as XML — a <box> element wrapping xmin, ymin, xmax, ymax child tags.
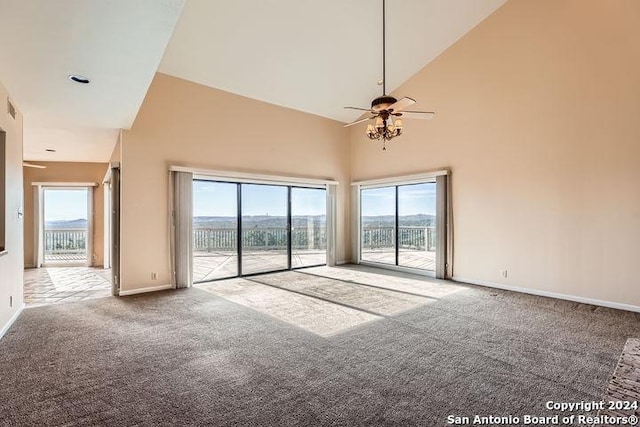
<box><xmin>37</xmin><ymin>184</ymin><xmax>95</xmax><ymax>268</ymax></box>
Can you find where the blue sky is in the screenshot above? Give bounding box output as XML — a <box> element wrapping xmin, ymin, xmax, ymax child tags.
<box><xmin>44</xmin><ymin>182</ymin><xmax>434</xmax><ymax>221</ymax></box>
<box><xmin>361</xmin><ymin>183</ymin><xmax>436</xmax><ymax>216</ymax></box>
<box><xmin>193</xmin><ymin>181</ymin><xmax>326</xmax><ymax>217</ymax></box>
<box><xmin>44</xmin><ymin>189</ymin><xmax>88</xmax><ymax>221</ymax></box>
<box><xmin>193</xmin><ymin>181</ymin><xmax>434</xmax><ymax>217</ymax></box>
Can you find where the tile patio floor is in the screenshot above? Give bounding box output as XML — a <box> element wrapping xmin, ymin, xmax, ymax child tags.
<box><xmin>23</xmin><ymin>267</ymin><xmax>112</xmax><ymax>307</ymax></box>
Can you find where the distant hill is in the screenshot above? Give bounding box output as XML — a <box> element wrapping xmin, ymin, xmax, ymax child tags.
<box><xmin>45</xmin><ymin>215</ymin><xmax>434</xmax><ymax>230</ymax></box>
<box><xmin>362</xmin><ymin>214</ymin><xmax>435</xmax><ymax>227</ymax></box>
<box><xmin>194</xmin><ymin>215</ymin><xmax>326</xmax><ymax>229</ymax></box>
<box><xmin>194</xmin><ymin>214</ymin><xmax>434</xmax><ymax>229</ymax></box>
<box><xmin>45</xmin><ymin>219</ymin><xmax>87</xmax><ymax>229</ymax></box>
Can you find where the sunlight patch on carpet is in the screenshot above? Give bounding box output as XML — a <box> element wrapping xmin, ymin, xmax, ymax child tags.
<box><xmin>197</xmin><ymin>278</ymin><xmax>381</xmax><ymax>337</ymax></box>
<box><xmin>302</xmin><ymin>266</ymin><xmax>466</xmax><ymax>299</ymax></box>
<box><xmin>251</xmin><ymin>271</ymin><xmax>435</xmax><ymax>316</ymax></box>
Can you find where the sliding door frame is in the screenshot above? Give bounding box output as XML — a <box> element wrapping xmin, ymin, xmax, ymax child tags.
<box><xmin>352</xmin><ymin>170</ymin><xmax>451</xmax><ymax>279</ymax></box>
<box><xmin>186</xmin><ymin>167</ymin><xmax>337</xmax><ymax>283</ymax></box>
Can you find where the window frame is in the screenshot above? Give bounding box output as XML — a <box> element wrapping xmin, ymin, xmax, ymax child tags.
<box><xmin>352</xmin><ymin>170</ymin><xmax>451</xmax><ymax>279</ymax></box>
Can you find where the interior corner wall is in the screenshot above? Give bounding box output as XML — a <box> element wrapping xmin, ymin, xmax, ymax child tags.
<box><xmin>22</xmin><ymin>162</ymin><xmax>109</xmax><ymax>268</ymax></box>
<box><xmin>120</xmin><ymin>73</ymin><xmax>350</xmax><ymax>293</ymax></box>
<box><xmin>350</xmin><ymin>0</ymin><xmax>640</xmax><ymax>308</ymax></box>
<box><xmin>0</xmin><ymin>79</ymin><xmax>24</xmax><ymax>333</ymax></box>
<box><xmin>109</xmin><ymin>131</ymin><xmax>121</xmax><ymax>163</ymax></box>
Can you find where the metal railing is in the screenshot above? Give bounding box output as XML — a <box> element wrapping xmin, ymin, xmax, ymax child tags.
<box><xmin>193</xmin><ymin>225</ymin><xmax>434</xmax><ymax>253</ymax></box>
<box><xmin>362</xmin><ymin>226</ymin><xmax>436</xmax><ymax>252</ymax></box>
<box><xmin>194</xmin><ymin>226</ymin><xmax>327</xmax><ymax>252</ymax></box>
<box><xmin>44</xmin><ymin>228</ymin><xmax>87</xmax><ymax>254</ymax></box>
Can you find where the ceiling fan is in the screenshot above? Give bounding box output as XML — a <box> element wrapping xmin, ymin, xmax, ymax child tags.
<box><xmin>344</xmin><ymin>0</ymin><xmax>435</xmax><ymax>150</ymax></box>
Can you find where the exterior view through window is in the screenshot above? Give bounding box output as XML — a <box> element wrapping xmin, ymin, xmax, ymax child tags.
<box><xmin>361</xmin><ymin>182</ymin><xmax>436</xmax><ymax>272</ymax></box>
<box><xmin>43</xmin><ymin>188</ymin><xmax>89</xmax><ymax>265</ymax></box>
<box><xmin>192</xmin><ymin>181</ymin><xmax>238</xmax><ymax>282</ymax></box>
<box><xmin>291</xmin><ymin>187</ymin><xmax>327</xmax><ymax>268</ymax></box>
<box><xmin>241</xmin><ymin>184</ymin><xmax>289</xmax><ymax>275</ymax></box>
<box><xmin>192</xmin><ymin>179</ymin><xmax>327</xmax><ymax>283</ymax></box>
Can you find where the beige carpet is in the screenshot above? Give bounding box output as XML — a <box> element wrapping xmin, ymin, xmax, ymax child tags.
<box><xmin>2</xmin><ymin>265</ymin><xmax>639</xmax><ymax>426</ymax></box>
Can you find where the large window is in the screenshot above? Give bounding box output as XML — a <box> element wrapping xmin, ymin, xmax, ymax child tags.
<box><xmin>192</xmin><ymin>179</ymin><xmax>327</xmax><ymax>283</ymax></box>
<box><xmin>358</xmin><ymin>175</ymin><xmax>447</xmax><ymax>277</ymax></box>
<box><xmin>398</xmin><ymin>183</ymin><xmax>436</xmax><ymax>270</ymax></box>
<box><xmin>241</xmin><ymin>184</ymin><xmax>289</xmax><ymax>275</ymax></box>
<box><xmin>291</xmin><ymin>187</ymin><xmax>327</xmax><ymax>268</ymax></box>
<box><xmin>361</xmin><ymin>186</ymin><xmax>396</xmax><ymax>265</ymax></box>
<box><xmin>193</xmin><ymin>181</ymin><xmax>238</xmax><ymax>282</ymax></box>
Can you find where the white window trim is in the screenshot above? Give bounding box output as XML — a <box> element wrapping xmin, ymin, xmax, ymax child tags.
<box><xmin>32</xmin><ymin>182</ymin><xmax>98</xmax><ymax>187</ymax></box>
<box><xmin>351</xmin><ymin>169</ymin><xmax>449</xmax><ymax>189</ymax></box>
<box><xmin>170</xmin><ymin>165</ymin><xmax>337</xmax><ymax>188</ymax></box>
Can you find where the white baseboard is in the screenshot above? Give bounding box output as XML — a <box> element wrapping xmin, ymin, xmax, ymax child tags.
<box><xmin>119</xmin><ymin>284</ymin><xmax>173</xmax><ymax>296</ymax></box>
<box><xmin>452</xmin><ymin>276</ymin><xmax>640</xmax><ymax>313</ymax></box>
<box><xmin>0</xmin><ymin>303</ymin><xmax>26</xmax><ymax>341</ymax></box>
<box><xmin>336</xmin><ymin>260</ymin><xmax>350</xmax><ymax>266</ymax></box>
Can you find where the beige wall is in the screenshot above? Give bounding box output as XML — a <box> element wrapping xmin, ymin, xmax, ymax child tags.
<box><xmin>0</xmin><ymin>79</ymin><xmax>24</xmax><ymax>333</ymax></box>
<box><xmin>23</xmin><ymin>162</ymin><xmax>108</xmax><ymax>267</ymax></box>
<box><xmin>350</xmin><ymin>0</ymin><xmax>640</xmax><ymax>307</ymax></box>
<box><xmin>120</xmin><ymin>73</ymin><xmax>350</xmax><ymax>292</ymax></box>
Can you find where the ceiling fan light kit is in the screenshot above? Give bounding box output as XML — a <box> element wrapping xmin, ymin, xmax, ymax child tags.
<box><xmin>344</xmin><ymin>0</ymin><xmax>435</xmax><ymax>151</ymax></box>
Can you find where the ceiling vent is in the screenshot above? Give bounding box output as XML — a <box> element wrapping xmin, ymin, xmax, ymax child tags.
<box><xmin>7</xmin><ymin>98</ymin><xmax>16</xmax><ymax>120</ymax></box>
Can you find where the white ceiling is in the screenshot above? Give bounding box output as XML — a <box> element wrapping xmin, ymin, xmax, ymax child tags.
<box><xmin>159</xmin><ymin>0</ymin><xmax>507</xmax><ymax>123</ymax></box>
<box><xmin>0</xmin><ymin>0</ymin><xmax>184</xmax><ymax>162</ymax></box>
<box><xmin>23</xmin><ymin>128</ymin><xmax>120</xmax><ymax>163</ymax></box>
<box><xmin>0</xmin><ymin>0</ymin><xmax>507</xmax><ymax>162</ymax></box>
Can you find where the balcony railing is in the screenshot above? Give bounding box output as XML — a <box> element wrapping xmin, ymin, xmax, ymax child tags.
<box><xmin>362</xmin><ymin>226</ymin><xmax>436</xmax><ymax>252</ymax></box>
<box><xmin>194</xmin><ymin>226</ymin><xmax>327</xmax><ymax>252</ymax></box>
<box><xmin>44</xmin><ymin>228</ymin><xmax>87</xmax><ymax>254</ymax></box>
<box><xmin>193</xmin><ymin>225</ymin><xmax>435</xmax><ymax>253</ymax></box>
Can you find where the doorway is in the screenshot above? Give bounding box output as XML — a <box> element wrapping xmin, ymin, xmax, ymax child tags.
<box><xmin>25</xmin><ymin>182</ymin><xmax>113</xmax><ymax>306</ymax></box>
<box><xmin>42</xmin><ymin>187</ymin><xmax>91</xmax><ymax>266</ymax></box>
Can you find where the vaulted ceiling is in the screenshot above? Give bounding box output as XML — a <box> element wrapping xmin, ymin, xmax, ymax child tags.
<box><xmin>0</xmin><ymin>0</ymin><xmax>185</xmax><ymax>161</ymax></box>
<box><xmin>0</xmin><ymin>0</ymin><xmax>506</xmax><ymax>162</ymax></box>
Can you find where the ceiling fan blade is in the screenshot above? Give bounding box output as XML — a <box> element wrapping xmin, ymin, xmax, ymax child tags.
<box><xmin>395</xmin><ymin>111</ymin><xmax>435</xmax><ymax>120</ymax></box>
<box><xmin>343</xmin><ymin>116</ymin><xmax>375</xmax><ymax>127</ymax></box>
<box><xmin>344</xmin><ymin>106</ymin><xmax>372</xmax><ymax>112</ymax></box>
<box><xmin>388</xmin><ymin>97</ymin><xmax>416</xmax><ymax>112</ymax></box>
<box><xmin>23</xmin><ymin>162</ymin><xmax>47</xmax><ymax>169</ymax></box>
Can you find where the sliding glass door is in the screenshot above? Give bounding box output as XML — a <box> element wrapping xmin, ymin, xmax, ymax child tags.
<box><xmin>291</xmin><ymin>187</ymin><xmax>327</xmax><ymax>268</ymax></box>
<box><xmin>193</xmin><ymin>181</ymin><xmax>238</xmax><ymax>282</ymax></box>
<box><xmin>398</xmin><ymin>183</ymin><xmax>436</xmax><ymax>271</ymax></box>
<box><xmin>193</xmin><ymin>180</ymin><xmax>327</xmax><ymax>283</ymax></box>
<box><xmin>241</xmin><ymin>184</ymin><xmax>289</xmax><ymax>275</ymax></box>
<box><xmin>360</xmin><ymin>180</ymin><xmax>439</xmax><ymax>274</ymax></box>
<box><xmin>361</xmin><ymin>186</ymin><xmax>396</xmax><ymax>265</ymax></box>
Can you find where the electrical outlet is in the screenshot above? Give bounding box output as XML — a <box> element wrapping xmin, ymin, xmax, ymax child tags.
<box><xmin>151</xmin><ymin>272</ymin><xmax>158</xmax><ymax>280</ymax></box>
<box><xmin>500</xmin><ymin>270</ymin><xmax>508</xmax><ymax>278</ymax></box>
